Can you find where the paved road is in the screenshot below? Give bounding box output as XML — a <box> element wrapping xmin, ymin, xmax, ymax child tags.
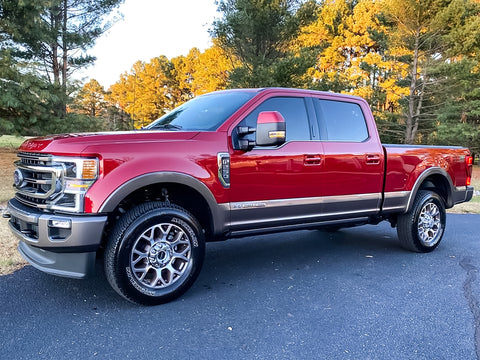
<box><xmin>1</xmin><ymin>214</ymin><xmax>479</xmax><ymax>359</ymax></box>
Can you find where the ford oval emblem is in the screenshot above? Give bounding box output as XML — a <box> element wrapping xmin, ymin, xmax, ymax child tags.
<box><xmin>13</xmin><ymin>169</ymin><xmax>24</xmax><ymax>188</ymax></box>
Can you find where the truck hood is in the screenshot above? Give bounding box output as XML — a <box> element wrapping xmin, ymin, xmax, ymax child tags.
<box><xmin>18</xmin><ymin>131</ymin><xmax>201</xmax><ymax>154</ymax></box>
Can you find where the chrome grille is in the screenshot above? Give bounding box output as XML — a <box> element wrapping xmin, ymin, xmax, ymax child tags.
<box><xmin>17</xmin><ymin>152</ymin><xmax>53</xmax><ymax>166</ymax></box>
<box><xmin>14</xmin><ymin>152</ymin><xmax>64</xmax><ymax>208</ymax></box>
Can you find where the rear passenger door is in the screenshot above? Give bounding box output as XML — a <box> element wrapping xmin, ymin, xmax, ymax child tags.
<box><xmin>313</xmin><ymin>97</ymin><xmax>384</xmax><ymax>218</ymax></box>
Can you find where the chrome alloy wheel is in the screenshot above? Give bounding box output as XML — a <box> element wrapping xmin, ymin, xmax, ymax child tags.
<box><xmin>417</xmin><ymin>202</ymin><xmax>442</xmax><ymax>247</ymax></box>
<box><xmin>130</xmin><ymin>223</ymin><xmax>192</xmax><ymax>289</ymax></box>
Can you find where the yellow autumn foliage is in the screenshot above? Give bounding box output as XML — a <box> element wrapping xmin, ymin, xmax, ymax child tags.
<box><xmin>295</xmin><ymin>0</ymin><xmax>410</xmax><ymax>114</ymax></box>
<box><xmin>108</xmin><ymin>44</ymin><xmax>234</xmax><ymax>128</ymax></box>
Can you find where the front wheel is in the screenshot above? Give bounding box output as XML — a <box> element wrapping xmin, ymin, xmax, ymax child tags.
<box><xmin>397</xmin><ymin>190</ymin><xmax>446</xmax><ymax>253</ymax></box>
<box><xmin>104</xmin><ymin>202</ymin><xmax>205</xmax><ymax>305</ymax></box>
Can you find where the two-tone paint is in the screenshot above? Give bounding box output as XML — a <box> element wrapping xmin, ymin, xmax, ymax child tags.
<box><xmin>6</xmin><ymin>88</ymin><xmax>474</xmax><ymax>278</ymax></box>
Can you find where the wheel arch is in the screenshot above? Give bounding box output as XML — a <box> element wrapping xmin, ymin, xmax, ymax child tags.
<box><xmin>99</xmin><ymin>172</ymin><xmax>228</xmax><ymax>240</ymax></box>
<box><xmin>405</xmin><ymin>167</ymin><xmax>454</xmax><ymax>212</ymax></box>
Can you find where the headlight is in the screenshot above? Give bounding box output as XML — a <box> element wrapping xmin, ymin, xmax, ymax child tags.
<box><xmin>50</xmin><ymin>156</ymin><xmax>99</xmax><ymax>213</ymax></box>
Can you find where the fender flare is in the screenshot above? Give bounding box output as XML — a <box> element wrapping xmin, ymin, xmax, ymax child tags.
<box><xmin>99</xmin><ymin>172</ymin><xmax>227</xmax><ymax>236</ymax></box>
<box><xmin>405</xmin><ymin>167</ymin><xmax>454</xmax><ymax>212</ymax></box>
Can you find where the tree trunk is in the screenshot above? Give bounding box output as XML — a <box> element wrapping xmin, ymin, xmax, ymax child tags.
<box><xmin>48</xmin><ymin>2</ymin><xmax>67</xmax><ymax>118</ymax></box>
<box><xmin>405</xmin><ymin>29</ymin><xmax>421</xmax><ymax>144</ymax></box>
<box><xmin>50</xmin><ymin>9</ymin><xmax>60</xmax><ymax>86</ymax></box>
<box><xmin>62</xmin><ymin>0</ymin><xmax>68</xmax><ymax>92</ymax></box>
<box><xmin>55</xmin><ymin>0</ymin><xmax>67</xmax><ymax>118</ymax></box>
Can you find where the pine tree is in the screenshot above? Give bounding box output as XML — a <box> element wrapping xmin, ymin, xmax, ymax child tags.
<box><xmin>0</xmin><ymin>0</ymin><xmax>123</xmax><ymax>132</ymax></box>
<box><xmin>382</xmin><ymin>0</ymin><xmax>480</xmax><ymax>144</ymax></box>
<box><xmin>211</xmin><ymin>0</ymin><xmax>318</xmax><ymax>87</ymax></box>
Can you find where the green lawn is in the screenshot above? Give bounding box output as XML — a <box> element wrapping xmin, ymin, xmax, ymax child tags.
<box><xmin>0</xmin><ymin>135</ymin><xmax>26</xmax><ymax>150</ymax></box>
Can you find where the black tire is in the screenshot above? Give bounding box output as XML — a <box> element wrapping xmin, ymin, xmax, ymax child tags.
<box><xmin>104</xmin><ymin>202</ymin><xmax>205</xmax><ymax>305</ymax></box>
<box><xmin>397</xmin><ymin>190</ymin><xmax>446</xmax><ymax>253</ymax></box>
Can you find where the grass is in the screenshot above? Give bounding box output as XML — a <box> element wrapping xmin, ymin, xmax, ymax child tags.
<box><xmin>0</xmin><ymin>152</ymin><xmax>17</xmax><ymax>203</ymax></box>
<box><xmin>0</xmin><ymin>146</ymin><xmax>478</xmax><ymax>275</ymax></box>
<box><xmin>0</xmin><ymin>149</ymin><xmax>26</xmax><ymax>274</ymax></box>
<box><xmin>0</xmin><ymin>212</ymin><xmax>27</xmax><ymax>275</ymax></box>
<box><xmin>0</xmin><ymin>135</ymin><xmax>26</xmax><ymax>150</ymax></box>
<box><xmin>447</xmin><ymin>165</ymin><xmax>480</xmax><ymax>213</ymax></box>
<box><xmin>0</xmin><ymin>226</ymin><xmax>26</xmax><ymax>274</ymax></box>
<box><xmin>0</xmin><ymin>151</ymin><xmax>26</xmax><ymax>274</ymax></box>
<box><xmin>470</xmin><ymin>165</ymin><xmax>480</xmax><ymax>190</ymax></box>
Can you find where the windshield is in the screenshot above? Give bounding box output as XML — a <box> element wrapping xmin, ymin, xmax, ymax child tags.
<box><xmin>145</xmin><ymin>91</ymin><xmax>256</xmax><ymax>131</ymax></box>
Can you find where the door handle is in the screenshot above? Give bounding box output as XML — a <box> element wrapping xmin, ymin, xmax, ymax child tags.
<box><xmin>366</xmin><ymin>154</ymin><xmax>381</xmax><ymax>165</ymax></box>
<box><xmin>304</xmin><ymin>154</ymin><xmax>322</xmax><ymax>165</ymax></box>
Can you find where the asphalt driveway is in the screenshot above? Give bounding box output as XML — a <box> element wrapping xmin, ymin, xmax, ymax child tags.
<box><xmin>1</xmin><ymin>214</ymin><xmax>479</xmax><ymax>359</ymax></box>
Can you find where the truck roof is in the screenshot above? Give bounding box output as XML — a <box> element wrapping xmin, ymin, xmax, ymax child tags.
<box><xmin>209</xmin><ymin>87</ymin><xmax>365</xmax><ymax>102</ymax></box>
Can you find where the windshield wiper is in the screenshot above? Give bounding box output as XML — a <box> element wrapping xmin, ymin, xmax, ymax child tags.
<box><xmin>149</xmin><ymin>123</ymin><xmax>183</xmax><ymax>131</ymax></box>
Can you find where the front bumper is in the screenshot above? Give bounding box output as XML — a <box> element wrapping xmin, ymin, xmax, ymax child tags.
<box><xmin>18</xmin><ymin>242</ymin><xmax>97</xmax><ymax>279</ymax></box>
<box><xmin>6</xmin><ymin>199</ymin><xmax>107</xmax><ymax>278</ymax></box>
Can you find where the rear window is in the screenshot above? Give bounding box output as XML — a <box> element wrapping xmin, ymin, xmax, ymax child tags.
<box><xmin>313</xmin><ymin>99</ymin><xmax>369</xmax><ymax>142</ymax></box>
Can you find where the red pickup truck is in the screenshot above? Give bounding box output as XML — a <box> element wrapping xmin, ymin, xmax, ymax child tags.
<box><xmin>6</xmin><ymin>88</ymin><xmax>474</xmax><ymax>305</ymax></box>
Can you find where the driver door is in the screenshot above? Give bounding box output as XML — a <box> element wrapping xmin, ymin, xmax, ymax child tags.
<box><xmin>228</xmin><ymin>96</ymin><xmax>325</xmax><ymax>233</ymax></box>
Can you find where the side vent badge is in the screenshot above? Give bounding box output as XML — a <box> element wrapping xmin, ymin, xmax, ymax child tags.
<box><xmin>217</xmin><ymin>153</ymin><xmax>230</xmax><ymax>188</ymax></box>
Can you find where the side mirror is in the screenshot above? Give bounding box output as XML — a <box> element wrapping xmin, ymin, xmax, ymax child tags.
<box><xmin>256</xmin><ymin>111</ymin><xmax>286</xmax><ymax>147</ymax></box>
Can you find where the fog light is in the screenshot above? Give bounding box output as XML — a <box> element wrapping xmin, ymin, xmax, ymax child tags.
<box><xmin>49</xmin><ymin>218</ymin><xmax>72</xmax><ymax>229</ymax></box>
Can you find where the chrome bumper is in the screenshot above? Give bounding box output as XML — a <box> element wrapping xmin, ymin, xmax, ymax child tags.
<box><xmin>6</xmin><ymin>199</ymin><xmax>107</xmax><ymax>278</ymax></box>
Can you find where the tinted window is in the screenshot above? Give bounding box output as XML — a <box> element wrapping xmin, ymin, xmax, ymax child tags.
<box><xmin>145</xmin><ymin>91</ymin><xmax>256</xmax><ymax>131</ymax></box>
<box><xmin>314</xmin><ymin>99</ymin><xmax>368</xmax><ymax>142</ymax></box>
<box><xmin>237</xmin><ymin>97</ymin><xmax>311</xmax><ymax>144</ymax></box>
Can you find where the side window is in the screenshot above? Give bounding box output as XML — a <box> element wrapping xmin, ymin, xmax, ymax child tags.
<box><xmin>236</xmin><ymin>97</ymin><xmax>311</xmax><ymax>145</ymax></box>
<box><xmin>314</xmin><ymin>98</ymin><xmax>369</xmax><ymax>142</ymax></box>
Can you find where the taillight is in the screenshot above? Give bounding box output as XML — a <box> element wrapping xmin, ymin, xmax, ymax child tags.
<box><xmin>466</xmin><ymin>156</ymin><xmax>473</xmax><ymax>166</ymax></box>
<box><xmin>466</xmin><ymin>155</ymin><xmax>473</xmax><ymax>186</ymax></box>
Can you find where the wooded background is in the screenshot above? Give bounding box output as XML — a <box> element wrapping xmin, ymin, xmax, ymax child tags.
<box><xmin>1</xmin><ymin>0</ymin><xmax>480</xmax><ymax>152</ymax></box>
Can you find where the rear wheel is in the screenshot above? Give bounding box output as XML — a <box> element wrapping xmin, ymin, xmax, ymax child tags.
<box><xmin>105</xmin><ymin>202</ymin><xmax>205</xmax><ymax>305</ymax></box>
<box><xmin>397</xmin><ymin>190</ymin><xmax>446</xmax><ymax>253</ymax></box>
